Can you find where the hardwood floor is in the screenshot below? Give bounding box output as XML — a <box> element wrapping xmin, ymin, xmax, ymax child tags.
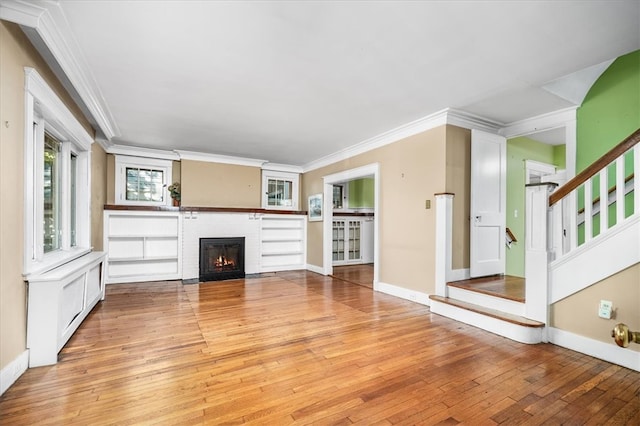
<box><xmin>1</xmin><ymin>271</ymin><xmax>638</xmax><ymax>425</ymax></box>
<box><xmin>331</xmin><ymin>264</ymin><xmax>374</xmax><ymax>288</ymax></box>
<box><xmin>448</xmin><ymin>275</ymin><xmax>526</xmax><ymax>302</ymax></box>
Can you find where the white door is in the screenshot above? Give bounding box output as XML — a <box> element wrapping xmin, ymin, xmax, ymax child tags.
<box><xmin>470</xmin><ymin>129</ymin><xmax>506</xmax><ymax>277</ymax></box>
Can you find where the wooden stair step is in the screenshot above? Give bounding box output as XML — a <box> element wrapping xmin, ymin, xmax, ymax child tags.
<box><xmin>429</xmin><ymin>295</ymin><xmax>544</xmax><ymax>328</ymax></box>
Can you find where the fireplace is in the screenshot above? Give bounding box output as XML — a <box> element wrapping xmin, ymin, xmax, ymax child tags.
<box><xmin>199</xmin><ymin>237</ymin><xmax>245</xmax><ymax>282</ymax></box>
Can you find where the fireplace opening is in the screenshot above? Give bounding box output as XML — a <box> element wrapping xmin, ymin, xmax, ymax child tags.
<box><xmin>199</xmin><ymin>237</ymin><xmax>245</xmax><ymax>282</ymax></box>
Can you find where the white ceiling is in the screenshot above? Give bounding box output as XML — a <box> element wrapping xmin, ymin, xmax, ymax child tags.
<box><xmin>19</xmin><ymin>1</ymin><xmax>640</xmax><ymax>165</ymax></box>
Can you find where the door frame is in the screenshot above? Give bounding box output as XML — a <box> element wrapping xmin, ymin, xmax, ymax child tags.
<box><xmin>322</xmin><ymin>163</ymin><xmax>380</xmax><ymax>289</ymax></box>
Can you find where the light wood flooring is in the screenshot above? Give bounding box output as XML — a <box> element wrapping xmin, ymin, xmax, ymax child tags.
<box><xmin>1</xmin><ymin>271</ymin><xmax>638</xmax><ymax>425</ymax></box>
<box><xmin>448</xmin><ymin>275</ymin><xmax>526</xmax><ymax>303</ymax></box>
<box><xmin>331</xmin><ymin>263</ymin><xmax>374</xmax><ymax>288</ymax></box>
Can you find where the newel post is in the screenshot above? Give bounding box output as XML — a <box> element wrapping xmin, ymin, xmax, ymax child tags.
<box><xmin>524</xmin><ymin>183</ymin><xmax>557</xmax><ymax>330</ymax></box>
<box><xmin>434</xmin><ymin>193</ymin><xmax>454</xmax><ymax>297</ymax></box>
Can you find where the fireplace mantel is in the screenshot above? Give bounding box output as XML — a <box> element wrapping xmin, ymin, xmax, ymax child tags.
<box><xmin>104</xmin><ymin>204</ymin><xmax>307</xmax><ymax>216</ymax></box>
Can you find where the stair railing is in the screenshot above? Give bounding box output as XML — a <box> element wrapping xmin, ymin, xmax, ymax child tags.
<box><xmin>548</xmin><ymin>128</ymin><xmax>640</xmax><ymax>260</ymax></box>
<box><xmin>524</xmin><ymin>128</ymin><xmax>639</xmax><ymax>330</ymax></box>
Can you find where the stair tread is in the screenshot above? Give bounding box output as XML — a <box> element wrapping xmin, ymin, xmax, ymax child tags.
<box><xmin>429</xmin><ymin>295</ymin><xmax>545</xmax><ymax>328</ymax></box>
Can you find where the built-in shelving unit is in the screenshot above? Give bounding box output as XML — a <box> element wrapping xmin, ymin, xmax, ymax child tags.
<box><xmin>332</xmin><ymin>216</ymin><xmax>374</xmax><ymax>265</ymax></box>
<box><xmin>260</xmin><ymin>215</ymin><xmax>306</xmax><ymax>272</ymax></box>
<box><xmin>104</xmin><ymin>210</ymin><xmax>182</xmax><ymax>283</ymax></box>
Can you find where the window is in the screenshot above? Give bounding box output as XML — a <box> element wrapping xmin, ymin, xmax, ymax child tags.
<box><xmin>261</xmin><ymin>170</ymin><xmax>300</xmax><ymax>210</ymax></box>
<box><xmin>24</xmin><ymin>68</ymin><xmax>92</xmax><ymax>276</ymax></box>
<box><xmin>332</xmin><ymin>184</ymin><xmax>347</xmax><ymax>210</ymax></box>
<box><xmin>115</xmin><ymin>155</ymin><xmax>172</xmax><ymax>206</ymax></box>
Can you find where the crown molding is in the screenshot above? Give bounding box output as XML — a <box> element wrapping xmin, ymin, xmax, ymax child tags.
<box><xmin>262</xmin><ymin>163</ymin><xmax>303</xmax><ymax>173</ymax></box>
<box><xmin>108</xmin><ymin>144</ymin><xmax>180</xmax><ymax>161</ymax></box>
<box><xmin>303</xmin><ymin>108</ymin><xmax>502</xmax><ymax>173</ymax></box>
<box><xmin>499</xmin><ymin>107</ymin><xmax>577</xmax><ymax>139</ymax></box>
<box><xmin>175</xmin><ymin>150</ymin><xmax>266</xmax><ymax>168</ymax></box>
<box><xmin>0</xmin><ymin>0</ymin><xmax>120</xmax><ymax>141</ymax></box>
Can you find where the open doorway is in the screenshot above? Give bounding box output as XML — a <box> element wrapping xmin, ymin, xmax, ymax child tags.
<box><xmin>322</xmin><ymin>164</ymin><xmax>380</xmax><ymax>290</ymax></box>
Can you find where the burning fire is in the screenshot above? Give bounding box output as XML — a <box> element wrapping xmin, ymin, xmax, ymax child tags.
<box><xmin>214</xmin><ymin>255</ymin><xmax>235</xmax><ymax>269</ymax></box>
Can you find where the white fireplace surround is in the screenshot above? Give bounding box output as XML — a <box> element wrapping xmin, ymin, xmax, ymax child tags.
<box><xmin>182</xmin><ymin>212</ymin><xmax>262</xmax><ymax>280</ymax></box>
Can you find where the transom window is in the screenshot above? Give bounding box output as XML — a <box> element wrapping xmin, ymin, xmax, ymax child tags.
<box><xmin>261</xmin><ymin>170</ymin><xmax>300</xmax><ymax>210</ymax></box>
<box><xmin>115</xmin><ymin>155</ymin><xmax>172</xmax><ymax>206</ymax></box>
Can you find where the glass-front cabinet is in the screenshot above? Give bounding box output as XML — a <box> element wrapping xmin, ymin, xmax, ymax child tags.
<box><xmin>332</xmin><ymin>219</ymin><xmax>362</xmax><ymax>264</ymax></box>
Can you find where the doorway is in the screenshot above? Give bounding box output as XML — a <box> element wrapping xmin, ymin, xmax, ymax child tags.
<box><xmin>322</xmin><ymin>164</ymin><xmax>380</xmax><ymax>290</ymax></box>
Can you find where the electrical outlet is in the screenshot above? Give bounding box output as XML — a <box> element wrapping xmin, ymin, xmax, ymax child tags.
<box><xmin>598</xmin><ymin>300</ymin><xmax>613</xmax><ymax>319</ymax></box>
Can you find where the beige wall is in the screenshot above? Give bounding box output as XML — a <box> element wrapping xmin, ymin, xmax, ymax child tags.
<box><xmin>181</xmin><ymin>160</ymin><xmax>261</xmax><ymax>208</ymax></box>
<box><xmin>303</xmin><ymin>125</ymin><xmax>456</xmax><ymax>294</ymax></box>
<box><xmin>91</xmin><ymin>144</ymin><xmax>107</xmax><ymax>250</ymax></box>
<box><xmin>445</xmin><ymin>126</ymin><xmax>471</xmax><ymax>270</ymax></box>
<box><xmin>0</xmin><ymin>21</ymin><xmax>97</xmax><ymax>370</ymax></box>
<box><xmin>551</xmin><ymin>263</ymin><xmax>640</xmax><ymax>352</ymax></box>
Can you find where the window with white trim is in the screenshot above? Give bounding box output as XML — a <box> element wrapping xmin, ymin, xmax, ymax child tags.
<box><xmin>332</xmin><ymin>184</ymin><xmax>348</xmax><ymax>210</ymax></box>
<box><xmin>261</xmin><ymin>170</ymin><xmax>300</xmax><ymax>210</ymax></box>
<box><xmin>115</xmin><ymin>155</ymin><xmax>172</xmax><ymax>206</ymax></box>
<box><xmin>24</xmin><ymin>68</ymin><xmax>92</xmax><ymax>276</ymax></box>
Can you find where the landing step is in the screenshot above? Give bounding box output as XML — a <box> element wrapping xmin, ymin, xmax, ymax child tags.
<box><xmin>429</xmin><ymin>295</ymin><xmax>544</xmax><ymax>328</ymax></box>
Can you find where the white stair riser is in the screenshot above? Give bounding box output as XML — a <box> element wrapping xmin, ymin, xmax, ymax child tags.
<box><xmin>447</xmin><ymin>286</ymin><xmax>525</xmax><ymax>317</ymax></box>
<box><xmin>430</xmin><ymin>300</ymin><xmax>543</xmax><ymax>344</ymax></box>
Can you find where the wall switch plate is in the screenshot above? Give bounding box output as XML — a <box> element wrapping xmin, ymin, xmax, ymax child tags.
<box><xmin>425</xmin><ymin>200</ymin><xmax>431</xmax><ymax>209</ymax></box>
<box><xmin>598</xmin><ymin>300</ymin><xmax>613</xmax><ymax>319</ymax></box>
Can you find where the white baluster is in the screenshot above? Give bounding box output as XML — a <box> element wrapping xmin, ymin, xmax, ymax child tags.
<box><xmin>599</xmin><ymin>168</ymin><xmax>608</xmax><ymax>234</ymax></box>
<box><xmin>584</xmin><ymin>181</ymin><xmax>592</xmax><ymax>242</ymax></box>
<box><xmin>634</xmin><ymin>145</ymin><xmax>639</xmax><ymax>215</ymax></box>
<box><xmin>616</xmin><ymin>156</ymin><xmax>625</xmax><ymax>224</ymax></box>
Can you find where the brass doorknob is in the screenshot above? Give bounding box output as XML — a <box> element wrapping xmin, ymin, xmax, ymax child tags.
<box><xmin>611</xmin><ymin>323</ymin><xmax>640</xmax><ymax>347</ymax></box>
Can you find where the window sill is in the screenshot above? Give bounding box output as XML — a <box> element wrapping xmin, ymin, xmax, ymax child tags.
<box><xmin>24</xmin><ymin>247</ymin><xmax>92</xmax><ymax>279</ymax></box>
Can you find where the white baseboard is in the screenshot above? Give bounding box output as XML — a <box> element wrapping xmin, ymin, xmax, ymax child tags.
<box><xmin>0</xmin><ymin>350</ymin><xmax>29</xmax><ymax>396</ymax></box>
<box><xmin>376</xmin><ymin>281</ymin><xmax>430</xmax><ymax>306</ymax></box>
<box><xmin>548</xmin><ymin>327</ymin><xmax>640</xmax><ymax>372</ymax></box>
<box><xmin>448</xmin><ymin>268</ymin><xmax>470</xmax><ymax>282</ymax></box>
<box><xmin>306</xmin><ymin>264</ymin><xmax>325</xmax><ymax>275</ymax></box>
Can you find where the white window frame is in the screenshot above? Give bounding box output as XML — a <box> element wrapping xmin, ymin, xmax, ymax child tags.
<box><xmin>24</xmin><ymin>68</ymin><xmax>92</xmax><ymax>276</ymax></box>
<box><xmin>115</xmin><ymin>155</ymin><xmax>172</xmax><ymax>206</ymax></box>
<box><xmin>332</xmin><ymin>183</ymin><xmax>348</xmax><ymax>211</ymax></box>
<box><xmin>261</xmin><ymin>170</ymin><xmax>300</xmax><ymax>210</ymax></box>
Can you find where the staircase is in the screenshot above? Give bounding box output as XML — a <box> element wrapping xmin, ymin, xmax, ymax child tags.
<box><xmin>431</xmin><ymin>128</ymin><xmax>640</xmax><ymax>347</ymax></box>
<box><xmin>429</xmin><ymin>277</ymin><xmax>544</xmax><ymax>344</ymax></box>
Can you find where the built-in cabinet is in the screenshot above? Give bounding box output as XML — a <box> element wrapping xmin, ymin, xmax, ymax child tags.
<box><xmin>104</xmin><ymin>210</ymin><xmax>182</xmax><ymax>283</ymax></box>
<box><xmin>332</xmin><ymin>216</ymin><xmax>374</xmax><ymax>265</ymax></box>
<box><xmin>260</xmin><ymin>215</ymin><xmax>306</xmax><ymax>272</ymax></box>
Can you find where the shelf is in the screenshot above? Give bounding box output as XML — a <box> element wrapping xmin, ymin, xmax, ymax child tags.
<box><xmin>261</xmin><ymin>251</ymin><xmax>303</xmax><ymax>256</ymax></box>
<box><xmin>109</xmin><ymin>256</ymin><xmax>178</xmax><ymax>263</ymax></box>
<box><xmin>108</xmin><ymin>235</ymin><xmax>178</xmax><ymax>239</ymax></box>
<box><xmin>261</xmin><ymin>226</ymin><xmax>302</xmax><ymax>230</ymax></box>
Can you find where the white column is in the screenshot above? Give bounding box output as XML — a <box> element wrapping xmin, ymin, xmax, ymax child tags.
<box><xmin>434</xmin><ymin>194</ymin><xmax>454</xmax><ymax>297</ymax></box>
<box><xmin>525</xmin><ymin>184</ymin><xmax>554</xmax><ymax>332</ymax></box>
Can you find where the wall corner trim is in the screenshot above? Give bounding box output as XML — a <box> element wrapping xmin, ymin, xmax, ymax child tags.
<box><xmin>175</xmin><ymin>150</ymin><xmax>266</xmax><ymax>167</ymax></box>
<box><xmin>0</xmin><ymin>350</ymin><xmax>29</xmax><ymax>396</ymax></box>
<box><xmin>0</xmin><ymin>0</ymin><xmax>120</xmax><ymax>141</ymax></box>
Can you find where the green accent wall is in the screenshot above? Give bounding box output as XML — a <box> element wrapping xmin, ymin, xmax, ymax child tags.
<box><xmin>577</xmin><ymin>50</ymin><xmax>640</xmax><ymax>172</ymax></box>
<box><xmin>575</xmin><ymin>50</ymin><xmax>639</xmax><ymax>244</ymax></box>
<box><xmin>506</xmin><ymin>137</ymin><xmax>557</xmax><ymax>277</ymax></box>
<box><xmin>348</xmin><ymin>178</ymin><xmax>374</xmax><ymax>208</ymax></box>
<box><xmin>553</xmin><ymin>145</ymin><xmax>566</xmax><ymax>170</ymax></box>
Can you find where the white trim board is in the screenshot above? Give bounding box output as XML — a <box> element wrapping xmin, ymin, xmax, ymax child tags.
<box><xmin>0</xmin><ymin>350</ymin><xmax>29</xmax><ymax>396</ymax></box>
<box><xmin>175</xmin><ymin>150</ymin><xmax>266</xmax><ymax>167</ymax></box>
<box><xmin>306</xmin><ymin>264</ymin><xmax>324</xmax><ymax>275</ymax></box>
<box><xmin>550</xmin><ymin>215</ymin><xmax>640</xmax><ymax>303</ymax></box>
<box><xmin>548</xmin><ymin>327</ymin><xmax>640</xmax><ymax>372</ymax></box>
<box><xmin>377</xmin><ymin>282</ymin><xmax>431</xmax><ymax>306</ymax></box>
